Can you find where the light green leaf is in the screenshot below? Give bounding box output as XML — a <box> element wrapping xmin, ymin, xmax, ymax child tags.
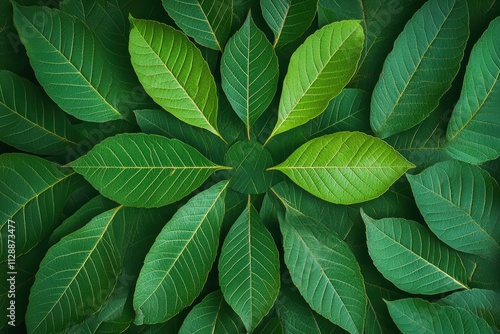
<box><xmin>280</xmin><ymin>211</ymin><xmax>366</xmax><ymax>333</ymax></box>
<box><xmin>69</xmin><ymin>133</ymin><xmax>226</xmax><ymax>208</ymax></box>
<box><xmin>128</xmin><ymin>17</ymin><xmax>221</xmax><ymax>138</ymax></box>
<box><xmin>219</xmin><ymin>204</ymin><xmax>280</xmax><ymax>331</ymax></box>
<box><xmin>26</xmin><ymin>206</ymin><xmax>156</xmax><ymax>334</ymax></box>
<box><xmin>370</xmin><ymin>0</ymin><xmax>469</xmax><ymax>138</ymax></box>
<box><xmin>221</xmin><ymin>14</ymin><xmax>278</xmax><ymax>137</ymax></box>
<box><xmin>133</xmin><ymin>181</ymin><xmax>228</xmax><ymax>324</ymax></box>
<box><xmin>178</xmin><ymin>290</ymin><xmax>245</xmax><ymax>334</ymax></box>
<box><xmin>261</xmin><ymin>0</ymin><xmax>317</xmax><ymax>49</ymax></box>
<box><xmin>0</xmin><ymin>153</ymin><xmax>74</xmax><ymax>261</ymax></box>
<box><xmin>438</xmin><ymin>288</ymin><xmax>500</xmax><ymax>328</ymax></box>
<box><xmin>275</xmin><ymin>288</ymin><xmax>342</xmax><ymax>334</ymax></box>
<box><xmin>361</xmin><ymin>211</ymin><xmax>469</xmax><ymax>294</ymax></box>
<box><xmin>387</xmin><ymin>298</ymin><xmax>497</xmax><ymax>334</ymax></box>
<box><xmin>0</xmin><ymin>70</ymin><xmax>81</xmax><ymax>156</ymax></box>
<box><xmin>407</xmin><ymin>160</ymin><xmax>500</xmax><ymax>258</ymax></box>
<box><xmin>12</xmin><ymin>4</ymin><xmax>130</xmax><ymax>122</ymax></box>
<box><xmin>445</xmin><ymin>17</ymin><xmax>500</xmax><ymax>164</ymax></box>
<box><xmin>271</xmin><ymin>131</ymin><xmax>414</xmax><ymax>205</ymax></box>
<box><xmin>266</xmin><ymin>20</ymin><xmax>364</xmax><ymax>140</ymax></box>
<box><xmin>162</xmin><ymin>0</ymin><xmax>232</xmax><ymax>51</ymax></box>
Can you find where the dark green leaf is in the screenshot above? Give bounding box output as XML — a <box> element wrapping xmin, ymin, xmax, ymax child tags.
<box><xmin>370</xmin><ymin>0</ymin><xmax>469</xmax><ymax>137</ymax></box>
<box><xmin>219</xmin><ymin>204</ymin><xmax>280</xmax><ymax>331</ymax></box>
<box><xmin>69</xmin><ymin>133</ymin><xmax>227</xmax><ymax>208</ymax></box>
<box><xmin>133</xmin><ymin>181</ymin><xmax>228</xmax><ymax>324</ymax></box>
<box><xmin>221</xmin><ymin>14</ymin><xmax>278</xmax><ymax>136</ymax></box>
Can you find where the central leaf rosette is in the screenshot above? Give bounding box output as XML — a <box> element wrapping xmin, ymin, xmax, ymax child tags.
<box><xmin>224</xmin><ymin>140</ymin><xmax>276</xmax><ymax>194</ymax></box>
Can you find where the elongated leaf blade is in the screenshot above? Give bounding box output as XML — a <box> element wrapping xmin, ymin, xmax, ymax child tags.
<box><xmin>162</xmin><ymin>0</ymin><xmax>232</xmax><ymax>51</ymax></box>
<box><xmin>129</xmin><ymin>17</ymin><xmax>221</xmax><ymax>137</ymax></box>
<box><xmin>387</xmin><ymin>298</ymin><xmax>497</xmax><ymax>334</ymax></box>
<box><xmin>133</xmin><ymin>181</ymin><xmax>228</xmax><ymax>324</ymax></box>
<box><xmin>0</xmin><ymin>71</ymin><xmax>81</xmax><ymax>156</ymax></box>
<box><xmin>69</xmin><ymin>133</ymin><xmax>225</xmax><ymax>208</ymax></box>
<box><xmin>178</xmin><ymin>290</ymin><xmax>245</xmax><ymax>334</ymax></box>
<box><xmin>219</xmin><ymin>205</ymin><xmax>280</xmax><ymax>331</ymax></box>
<box><xmin>445</xmin><ymin>17</ymin><xmax>500</xmax><ymax>164</ymax></box>
<box><xmin>267</xmin><ymin>20</ymin><xmax>364</xmax><ymax>139</ymax></box>
<box><xmin>261</xmin><ymin>0</ymin><xmax>317</xmax><ymax>49</ymax></box>
<box><xmin>12</xmin><ymin>5</ymin><xmax>130</xmax><ymax>122</ymax></box>
<box><xmin>0</xmin><ymin>154</ymin><xmax>74</xmax><ymax>261</ymax></box>
<box><xmin>280</xmin><ymin>211</ymin><xmax>366</xmax><ymax>333</ymax></box>
<box><xmin>272</xmin><ymin>131</ymin><xmax>414</xmax><ymax>204</ymax></box>
<box><xmin>370</xmin><ymin>0</ymin><xmax>469</xmax><ymax>138</ymax></box>
<box><xmin>438</xmin><ymin>289</ymin><xmax>500</xmax><ymax>328</ymax></box>
<box><xmin>361</xmin><ymin>211</ymin><xmax>469</xmax><ymax>294</ymax></box>
<box><xmin>221</xmin><ymin>14</ymin><xmax>278</xmax><ymax>135</ymax></box>
<box><xmin>26</xmin><ymin>206</ymin><xmax>148</xmax><ymax>334</ymax></box>
<box><xmin>407</xmin><ymin>160</ymin><xmax>500</xmax><ymax>258</ymax></box>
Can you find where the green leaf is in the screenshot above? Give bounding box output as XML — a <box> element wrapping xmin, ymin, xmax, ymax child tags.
<box><xmin>407</xmin><ymin>160</ymin><xmax>500</xmax><ymax>258</ymax></box>
<box><xmin>261</xmin><ymin>0</ymin><xmax>317</xmax><ymax>49</ymax></box>
<box><xmin>221</xmin><ymin>14</ymin><xmax>278</xmax><ymax>137</ymax></box>
<box><xmin>69</xmin><ymin>133</ymin><xmax>226</xmax><ymax>208</ymax></box>
<box><xmin>178</xmin><ymin>290</ymin><xmax>245</xmax><ymax>334</ymax></box>
<box><xmin>254</xmin><ymin>317</ymin><xmax>283</xmax><ymax>334</ymax></box>
<box><xmin>0</xmin><ymin>70</ymin><xmax>81</xmax><ymax>156</ymax></box>
<box><xmin>128</xmin><ymin>17</ymin><xmax>222</xmax><ymax>138</ymax></box>
<box><xmin>445</xmin><ymin>17</ymin><xmax>500</xmax><ymax>164</ymax></box>
<box><xmin>275</xmin><ymin>288</ymin><xmax>342</xmax><ymax>334</ymax></box>
<box><xmin>49</xmin><ymin>195</ymin><xmax>117</xmax><ymax>246</ymax></box>
<box><xmin>266</xmin><ymin>20</ymin><xmax>364</xmax><ymax>140</ymax></box>
<box><xmin>271</xmin><ymin>131</ymin><xmax>414</xmax><ymax>205</ymax></box>
<box><xmin>361</xmin><ymin>211</ymin><xmax>469</xmax><ymax>294</ymax></box>
<box><xmin>224</xmin><ymin>140</ymin><xmax>276</xmax><ymax>194</ymax></box>
<box><xmin>161</xmin><ymin>0</ymin><xmax>232</xmax><ymax>51</ymax></box>
<box><xmin>438</xmin><ymin>289</ymin><xmax>500</xmax><ymax>328</ymax></box>
<box><xmin>370</xmin><ymin>0</ymin><xmax>470</xmax><ymax>138</ymax></box>
<box><xmin>133</xmin><ymin>181</ymin><xmax>228</xmax><ymax>324</ymax></box>
<box><xmin>0</xmin><ymin>153</ymin><xmax>74</xmax><ymax>261</ymax></box>
<box><xmin>280</xmin><ymin>211</ymin><xmax>366</xmax><ymax>333</ymax></box>
<box><xmin>134</xmin><ymin>109</ymin><xmax>227</xmax><ymax>164</ymax></box>
<box><xmin>26</xmin><ymin>206</ymin><xmax>156</xmax><ymax>334</ymax></box>
<box><xmin>219</xmin><ymin>204</ymin><xmax>280</xmax><ymax>331</ymax></box>
<box><xmin>386</xmin><ymin>298</ymin><xmax>497</xmax><ymax>334</ymax></box>
<box><xmin>12</xmin><ymin>5</ymin><xmax>130</xmax><ymax>122</ymax></box>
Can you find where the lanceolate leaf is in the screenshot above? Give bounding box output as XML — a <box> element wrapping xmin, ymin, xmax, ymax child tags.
<box><xmin>445</xmin><ymin>17</ymin><xmax>500</xmax><ymax>164</ymax></box>
<box><xmin>26</xmin><ymin>206</ymin><xmax>157</xmax><ymax>334</ymax></box>
<box><xmin>129</xmin><ymin>17</ymin><xmax>221</xmax><ymax>138</ymax></box>
<box><xmin>370</xmin><ymin>0</ymin><xmax>470</xmax><ymax>138</ymax></box>
<box><xmin>261</xmin><ymin>0</ymin><xmax>318</xmax><ymax>49</ymax></box>
<box><xmin>271</xmin><ymin>132</ymin><xmax>414</xmax><ymax>205</ymax></box>
<box><xmin>407</xmin><ymin>160</ymin><xmax>500</xmax><ymax>258</ymax></box>
<box><xmin>0</xmin><ymin>71</ymin><xmax>80</xmax><ymax>156</ymax></box>
<box><xmin>133</xmin><ymin>181</ymin><xmax>228</xmax><ymax>324</ymax></box>
<box><xmin>361</xmin><ymin>211</ymin><xmax>469</xmax><ymax>295</ymax></box>
<box><xmin>280</xmin><ymin>211</ymin><xmax>366</xmax><ymax>334</ymax></box>
<box><xmin>162</xmin><ymin>0</ymin><xmax>232</xmax><ymax>51</ymax></box>
<box><xmin>69</xmin><ymin>133</ymin><xmax>227</xmax><ymax>208</ymax></box>
<box><xmin>386</xmin><ymin>298</ymin><xmax>497</xmax><ymax>334</ymax></box>
<box><xmin>178</xmin><ymin>290</ymin><xmax>245</xmax><ymax>334</ymax></box>
<box><xmin>221</xmin><ymin>14</ymin><xmax>278</xmax><ymax>136</ymax></box>
<box><xmin>12</xmin><ymin>5</ymin><xmax>130</xmax><ymax>122</ymax></box>
<box><xmin>0</xmin><ymin>154</ymin><xmax>74</xmax><ymax>261</ymax></box>
<box><xmin>267</xmin><ymin>20</ymin><xmax>364</xmax><ymax>140</ymax></box>
<box><xmin>219</xmin><ymin>204</ymin><xmax>280</xmax><ymax>331</ymax></box>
